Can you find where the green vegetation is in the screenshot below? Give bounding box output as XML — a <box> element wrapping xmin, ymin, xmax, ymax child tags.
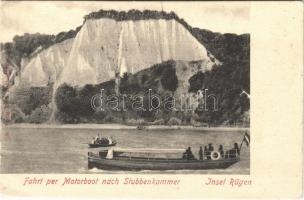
<box><xmin>188</xmin><ymin>29</ymin><xmax>250</xmax><ymax>126</ymax></box>
<box><xmin>54</xmin><ymin>55</ymin><xmax>249</xmax><ymax>126</ymax></box>
<box><xmin>1</xmin><ymin>27</ymin><xmax>81</xmax><ymax>69</ymax></box>
<box><xmin>84</xmin><ymin>9</ymin><xmax>179</xmax><ymax>22</ymax></box>
<box><xmin>189</xmin><ymin>60</ymin><xmax>249</xmax><ymax>125</ymax></box>
<box><xmin>4</xmin><ymin>85</ymin><xmax>53</xmax><ymax>123</ymax></box>
<box><xmin>10</xmin><ymin>85</ymin><xmax>53</xmax><ymax>115</ymax></box>
<box><xmin>54</xmin><ymin>61</ymin><xmax>179</xmax><ymax>124</ymax></box>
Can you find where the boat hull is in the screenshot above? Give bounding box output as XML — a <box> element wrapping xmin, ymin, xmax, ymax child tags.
<box><xmin>88</xmin><ymin>156</ymin><xmax>239</xmax><ymax>171</ymax></box>
<box><xmin>88</xmin><ymin>142</ymin><xmax>117</xmax><ymax>148</ymax></box>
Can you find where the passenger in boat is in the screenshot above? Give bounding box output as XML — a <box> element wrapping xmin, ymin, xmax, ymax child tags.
<box><xmin>108</xmin><ymin>137</ymin><xmax>113</xmax><ymax>145</ymax></box>
<box><xmin>199</xmin><ymin>146</ymin><xmax>203</xmax><ymax>160</ymax></box>
<box><xmin>91</xmin><ymin>137</ymin><xmax>95</xmax><ymax>144</ymax></box>
<box><xmin>219</xmin><ymin>145</ymin><xmax>224</xmax><ymax>158</ymax></box>
<box><xmin>234</xmin><ymin>143</ymin><xmax>240</xmax><ymax>156</ymax></box>
<box><xmin>206</xmin><ymin>143</ymin><xmax>214</xmax><ymax>160</ymax></box>
<box><xmin>97</xmin><ymin>137</ymin><xmax>104</xmax><ymax>144</ymax></box>
<box><xmin>183</xmin><ymin>147</ymin><xmax>195</xmax><ymax>160</ymax></box>
<box><xmin>95</xmin><ymin>134</ymin><xmax>101</xmax><ymax>144</ymax></box>
<box><xmin>224</xmin><ymin>143</ymin><xmax>240</xmax><ymax>158</ymax></box>
<box><xmin>208</xmin><ymin>143</ymin><xmax>214</xmax><ymax>151</ymax></box>
<box><xmin>204</xmin><ymin>146</ymin><xmax>208</xmax><ymax>159</ymax></box>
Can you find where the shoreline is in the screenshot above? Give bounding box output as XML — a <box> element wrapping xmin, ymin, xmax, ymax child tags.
<box><xmin>2</xmin><ymin>123</ymin><xmax>249</xmax><ymax>132</ymax></box>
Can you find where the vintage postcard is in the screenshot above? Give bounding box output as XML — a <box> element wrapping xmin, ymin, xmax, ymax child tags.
<box><xmin>0</xmin><ymin>1</ymin><xmax>302</xmax><ymax>199</ymax></box>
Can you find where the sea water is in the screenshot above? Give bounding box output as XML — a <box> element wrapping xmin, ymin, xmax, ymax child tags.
<box><xmin>1</xmin><ymin>127</ymin><xmax>249</xmax><ymax>174</ymax></box>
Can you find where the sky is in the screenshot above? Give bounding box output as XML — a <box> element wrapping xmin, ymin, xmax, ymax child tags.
<box><xmin>0</xmin><ymin>1</ymin><xmax>250</xmax><ymax>43</ymax></box>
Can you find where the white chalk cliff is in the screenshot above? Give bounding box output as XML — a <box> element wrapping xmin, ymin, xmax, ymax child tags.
<box><xmin>20</xmin><ymin>18</ymin><xmax>219</xmax><ymax>87</ymax></box>
<box><xmin>20</xmin><ymin>39</ymin><xmax>73</xmax><ymax>87</ymax></box>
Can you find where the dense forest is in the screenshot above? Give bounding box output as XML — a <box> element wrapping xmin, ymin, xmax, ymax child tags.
<box><xmin>54</xmin><ymin>61</ymin><xmax>179</xmax><ymax>124</ymax></box>
<box><xmin>52</xmin><ymin>58</ymin><xmax>249</xmax><ymax>126</ymax></box>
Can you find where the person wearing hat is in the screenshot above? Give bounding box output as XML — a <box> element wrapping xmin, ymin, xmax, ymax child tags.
<box><xmin>199</xmin><ymin>146</ymin><xmax>203</xmax><ymax>160</ymax></box>
<box><xmin>207</xmin><ymin>143</ymin><xmax>214</xmax><ymax>160</ymax></box>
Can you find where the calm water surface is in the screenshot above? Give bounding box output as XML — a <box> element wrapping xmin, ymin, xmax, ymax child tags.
<box><xmin>1</xmin><ymin>127</ymin><xmax>249</xmax><ymax>174</ymax></box>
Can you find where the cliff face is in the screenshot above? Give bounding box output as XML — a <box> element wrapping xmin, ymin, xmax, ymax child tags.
<box><xmin>17</xmin><ymin>18</ymin><xmax>217</xmax><ymax>87</ymax></box>
<box><xmin>20</xmin><ymin>39</ymin><xmax>73</xmax><ymax>87</ymax></box>
<box><xmin>0</xmin><ymin>9</ymin><xmax>249</xmax><ymax>125</ymax></box>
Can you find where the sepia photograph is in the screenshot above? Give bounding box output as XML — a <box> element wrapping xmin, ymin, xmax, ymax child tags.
<box><xmin>1</xmin><ymin>1</ymin><xmax>250</xmax><ymax>174</ymax></box>
<box><xmin>1</xmin><ymin>1</ymin><xmax>303</xmax><ymax>199</ymax></box>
